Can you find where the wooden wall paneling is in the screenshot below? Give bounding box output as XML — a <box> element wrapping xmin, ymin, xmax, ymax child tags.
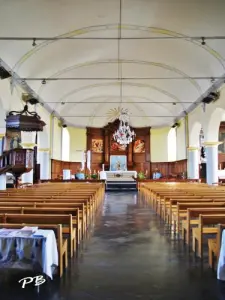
<box><xmin>128</xmin><ymin>142</ymin><xmax>133</xmax><ymax>165</ymax></box>
<box><xmin>133</xmin><ymin>153</ymin><xmax>145</xmax><ymax>163</ymax></box>
<box><xmin>104</xmin><ymin>129</ymin><xmax>109</xmax><ymax>165</ymax></box>
<box><xmin>51</xmin><ymin>159</ymin><xmax>81</xmax><ymax>179</ymax></box>
<box><xmin>86</xmin><ymin>127</ymin><xmax>92</xmax><ymax>151</ymax></box>
<box><xmin>86</xmin><ymin>127</ymin><xmax>104</xmax><ymax>170</ymax></box>
<box><xmin>150</xmin><ymin>160</ymin><xmax>187</xmax><ymax>178</ymax></box>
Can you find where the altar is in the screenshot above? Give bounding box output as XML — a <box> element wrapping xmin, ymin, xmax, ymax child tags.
<box><xmin>86</xmin><ymin>122</ymin><xmax>150</xmax><ymax>181</ymax></box>
<box><xmin>100</xmin><ymin>170</ymin><xmax>137</xmax><ymax>181</ymax></box>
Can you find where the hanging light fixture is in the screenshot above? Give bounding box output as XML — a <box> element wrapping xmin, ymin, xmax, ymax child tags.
<box><xmin>113</xmin><ymin>109</ymin><xmax>136</xmax><ymax>146</ymax></box>
<box><xmin>112</xmin><ymin>1</ymin><xmax>135</xmax><ymax>147</ymax></box>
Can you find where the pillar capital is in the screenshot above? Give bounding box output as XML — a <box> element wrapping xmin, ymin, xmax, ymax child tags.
<box><xmin>187</xmin><ymin>146</ymin><xmax>199</xmax><ymax>151</ymax></box>
<box><xmin>203</xmin><ymin>141</ymin><xmax>222</xmax><ymax>147</ymax></box>
<box><xmin>21</xmin><ymin>142</ymin><xmax>37</xmax><ymax>149</ymax></box>
<box><xmin>38</xmin><ymin>148</ymin><xmax>50</xmax><ymax>152</ymax></box>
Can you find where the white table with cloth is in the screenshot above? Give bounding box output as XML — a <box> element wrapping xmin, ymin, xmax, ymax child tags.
<box><xmin>217</xmin><ymin>229</ymin><xmax>225</xmax><ymax>281</ymax></box>
<box><xmin>0</xmin><ymin>229</ymin><xmax>58</xmax><ymax>279</ymax></box>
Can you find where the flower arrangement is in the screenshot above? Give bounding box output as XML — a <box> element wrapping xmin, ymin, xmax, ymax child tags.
<box><xmin>137</xmin><ymin>171</ymin><xmax>146</xmax><ymax>179</ymax></box>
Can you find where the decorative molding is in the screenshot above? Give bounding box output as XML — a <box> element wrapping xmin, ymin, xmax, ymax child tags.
<box><xmin>203</xmin><ymin>141</ymin><xmax>223</xmax><ymax>147</ymax></box>
<box><xmin>38</xmin><ymin>148</ymin><xmax>50</xmax><ymax>152</ymax></box>
<box><xmin>187</xmin><ymin>147</ymin><xmax>199</xmax><ymax>151</ymax></box>
<box><xmin>21</xmin><ymin>143</ymin><xmax>37</xmax><ymax>148</ymax></box>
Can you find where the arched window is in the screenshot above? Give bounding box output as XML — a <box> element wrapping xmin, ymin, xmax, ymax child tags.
<box><xmin>168</xmin><ymin>128</ymin><xmax>177</xmax><ymax>161</ymax></box>
<box><xmin>62</xmin><ymin>128</ymin><xmax>70</xmax><ymax>161</ymax></box>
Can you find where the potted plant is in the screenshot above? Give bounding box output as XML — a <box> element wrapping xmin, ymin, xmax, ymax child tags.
<box><xmin>137</xmin><ymin>171</ymin><xmax>146</xmax><ymax>180</ymax></box>
<box><xmin>91</xmin><ymin>173</ymin><xmax>98</xmax><ymax>179</ymax></box>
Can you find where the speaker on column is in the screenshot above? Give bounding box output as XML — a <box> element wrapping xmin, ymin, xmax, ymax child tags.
<box><xmin>200</xmin><ymin>163</ymin><xmax>206</xmax><ymax>179</ymax></box>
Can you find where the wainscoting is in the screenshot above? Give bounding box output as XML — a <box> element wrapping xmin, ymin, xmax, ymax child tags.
<box><xmin>151</xmin><ymin>159</ymin><xmax>187</xmax><ymax>178</ymax></box>
<box><xmin>51</xmin><ymin>159</ymin><xmax>81</xmax><ymax>179</ymax></box>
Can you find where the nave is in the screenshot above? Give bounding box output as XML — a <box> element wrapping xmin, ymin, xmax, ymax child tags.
<box><xmin>1</xmin><ymin>191</ymin><xmax>224</xmax><ymax>300</ymax></box>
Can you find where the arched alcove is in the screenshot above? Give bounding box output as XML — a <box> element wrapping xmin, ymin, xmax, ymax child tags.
<box><xmin>62</xmin><ymin>127</ymin><xmax>70</xmax><ymax>161</ymax></box>
<box><xmin>168</xmin><ymin>128</ymin><xmax>177</xmax><ymax>162</ymax></box>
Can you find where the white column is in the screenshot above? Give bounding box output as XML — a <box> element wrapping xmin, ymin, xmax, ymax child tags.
<box><xmin>38</xmin><ymin>149</ymin><xmax>50</xmax><ymax>180</ymax></box>
<box><xmin>0</xmin><ymin>174</ymin><xmax>6</xmax><ymax>190</ymax></box>
<box><xmin>21</xmin><ymin>132</ymin><xmax>36</xmax><ymax>185</ymax></box>
<box><xmin>0</xmin><ymin>133</ymin><xmax>5</xmax><ymax>156</ymax></box>
<box><xmin>187</xmin><ymin>147</ymin><xmax>199</xmax><ymax>179</ymax></box>
<box><xmin>204</xmin><ymin>142</ymin><xmax>220</xmax><ymax>185</ymax></box>
<box><xmin>0</xmin><ymin>132</ymin><xmax>6</xmax><ymax>190</ymax></box>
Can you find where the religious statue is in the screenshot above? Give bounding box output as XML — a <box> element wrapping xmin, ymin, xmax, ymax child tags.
<box><xmin>10</xmin><ymin>134</ymin><xmax>21</xmax><ymax>149</ymax></box>
<box><xmin>152</xmin><ymin>168</ymin><xmax>162</xmax><ymax>179</ymax></box>
<box><xmin>116</xmin><ymin>160</ymin><xmax>121</xmax><ymax>170</ymax></box>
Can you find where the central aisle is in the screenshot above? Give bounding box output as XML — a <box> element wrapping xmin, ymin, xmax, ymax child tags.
<box><xmin>61</xmin><ymin>191</ymin><xmax>221</xmax><ymax>300</ymax></box>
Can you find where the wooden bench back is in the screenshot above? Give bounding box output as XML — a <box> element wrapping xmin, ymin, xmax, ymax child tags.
<box><xmin>178</xmin><ymin>202</ymin><xmax>225</xmax><ymax>211</ymax></box>
<box><xmin>0</xmin><ymin>202</ymin><xmax>86</xmax><ymax>212</ymax></box>
<box><xmin>22</xmin><ymin>207</ymin><xmax>79</xmax><ymax>216</ymax></box>
<box><xmin>164</xmin><ymin>196</ymin><xmax>202</xmax><ymax>200</ymax></box>
<box><xmin>200</xmin><ymin>214</ymin><xmax>225</xmax><ymax>227</ymax></box>
<box><xmin>4</xmin><ymin>214</ymin><xmax>73</xmax><ymax>230</ymax></box>
<box><xmin>0</xmin><ymin>198</ymin><xmax>90</xmax><ymax>204</ymax></box>
<box><xmin>189</xmin><ymin>208</ymin><xmax>225</xmax><ymax>219</ymax></box>
<box><xmin>170</xmin><ymin>199</ymin><xmax>212</xmax><ymax>206</ymax></box>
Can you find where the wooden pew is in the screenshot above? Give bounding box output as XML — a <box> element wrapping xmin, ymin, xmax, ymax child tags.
<box><xmin>185</xmin><ymin>209</ymin><xmax>225</xmax><ymax>247</ymax></box>
<box><xmin>0</xmin><ymin>201</ymin><xmax>88</xmax><ymax>238</ymax></box>
<box><xmin>3</xmin><ymin>214</ymin><xmax>75</xmax><ymax>258</ymax></box>
<box><xmin>0</xmin><ymin>197</ymin><xmax>91</xmax><ymax>225</ymax></box>
<box><xmin>208</xmin><ymin>224</ymin><xmax>225</xmax><ymax>269</ymax></box>
<box><xmin>163</xmin><ymin>197</ymin><xmax>212</xmax><ymax>224</ymax></box>
<box><xmin>176</xmin><ymin>202</ymin><xmax>225</xmax><ymax>237</ymax></box>
<box><xmin>21</xmin><ymin>207</ymin><xmax>80</xmax><ymax>250</ymax></box>
<box><xmin>192</xmin><ymin>214</ymin><xmax>225</xmax><ymax>258</ymax></box>
<box><xmin>0</xmin><ymin>223</ymin><xmax>67</xmax><ymax>277</ymax></box>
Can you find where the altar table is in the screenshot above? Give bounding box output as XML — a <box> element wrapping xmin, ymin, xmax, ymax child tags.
<box><xmin>100</xmin><ymin>170</ymin><xmax>137</xmax><ymax>181</ymax></box>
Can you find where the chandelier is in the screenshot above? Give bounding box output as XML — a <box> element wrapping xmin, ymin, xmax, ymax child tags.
<box><xmin>113</xmin><ymin>109</ymin><xmax>136</xmax><ymax>146</ymax></box>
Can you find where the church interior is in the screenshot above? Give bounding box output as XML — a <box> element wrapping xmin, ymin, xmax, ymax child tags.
<box><xmin>0</xmin><ymin>0</ymin><xmax>225</xmax><ymax>299</ymax></box>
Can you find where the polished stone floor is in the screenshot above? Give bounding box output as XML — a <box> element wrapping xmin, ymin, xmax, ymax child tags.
<box><xmin>0</xmin><ymin>191</ymin><xmax>225</xmax><ymax>300</ymax></box>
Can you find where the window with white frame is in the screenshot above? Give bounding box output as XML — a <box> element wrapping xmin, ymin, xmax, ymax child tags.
<box><xmin>62</xmin><ymin>127</ymin><xmax>70</xmax><ymax>161</ymax></box>
<box><xmin>168</xmin><ymin>128</ymin><xmax>177</xmax><ymax>161</ymax></box>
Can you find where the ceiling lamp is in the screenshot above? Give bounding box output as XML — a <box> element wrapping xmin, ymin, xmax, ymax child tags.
<box><xmin>113</xmin><ymin>109</ymin><xmax>136</xmax><ymax>146</ymax></box>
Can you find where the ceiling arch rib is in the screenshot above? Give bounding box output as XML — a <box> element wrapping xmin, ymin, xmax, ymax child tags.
<box><xmin>55</xmin><ymin>81</ymin><xmax>184</xmax><ymax>114</ymax></box>
<box><xmin>59</xmin><ymin>81</ymin><xmax>181</xmax><ymax>102</ymax></box>
<box><xmin>55</xmin><ymin>95</ymin><xmax>176</xmax><ymax>117</ymax></box>
<box><xmin>84</xmin><ymin>95</ymin><xmax>151</xmax><ymax>127</ymax></box>
<box><xmin>36</xmin><ymin>59</ymin><xmax>202</xmax><ymax>95</ymax></box>
<box><xmin>12</xmin><ymin>24</ymin><xmax>225</xmax><ymax>73</ymax></box>
<box><xmin>52</xmin><ymin>81</ymin><xmax>183</xmax><ymax>128</ymax></box>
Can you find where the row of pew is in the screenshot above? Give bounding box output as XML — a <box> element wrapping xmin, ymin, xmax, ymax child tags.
<box><xmin>0</xmin><ymin>182</ymin><xmax>105</xmax><ymax>277</ymax></box>
<box><xmin>139</xmin><ymin>182</ymin><xmax>225</xmax><ymax>270</ymax></box>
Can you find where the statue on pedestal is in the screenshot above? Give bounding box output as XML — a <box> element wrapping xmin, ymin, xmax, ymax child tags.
<box><xmin>10</xmin><ymin>134</ymin><xmax>21</xmax><ymax>149</ymax></box>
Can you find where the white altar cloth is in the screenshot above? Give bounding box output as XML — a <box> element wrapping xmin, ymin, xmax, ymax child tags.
<box><xmin>218</xmin><ymin>170</ymin><xmax>225</xmax><ymax>179</ymax></box>
<box><xmin>100</xmin><ymin>171</ymin><xmax>137</xmax><ymax>180</ymax></box>
<box><xmin>217</xmin><ymin>229</ymin><xmax>225</xmax><ymax>281</ymax></box>
<box><xmin>0</xmin><ymin>229</ymin><xmax>58</xmax><ymax>279</ymax></box>
<box><xmin>33</xmin><ymin>229</ymin><xmax>58</xmax><ymax>279</ymax></box>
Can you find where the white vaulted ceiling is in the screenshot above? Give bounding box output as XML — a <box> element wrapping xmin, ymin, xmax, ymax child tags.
<box><xmin>0</xmin><ymin>0</ymin><xmax>225</xmax><ymax>128</ymax></box>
